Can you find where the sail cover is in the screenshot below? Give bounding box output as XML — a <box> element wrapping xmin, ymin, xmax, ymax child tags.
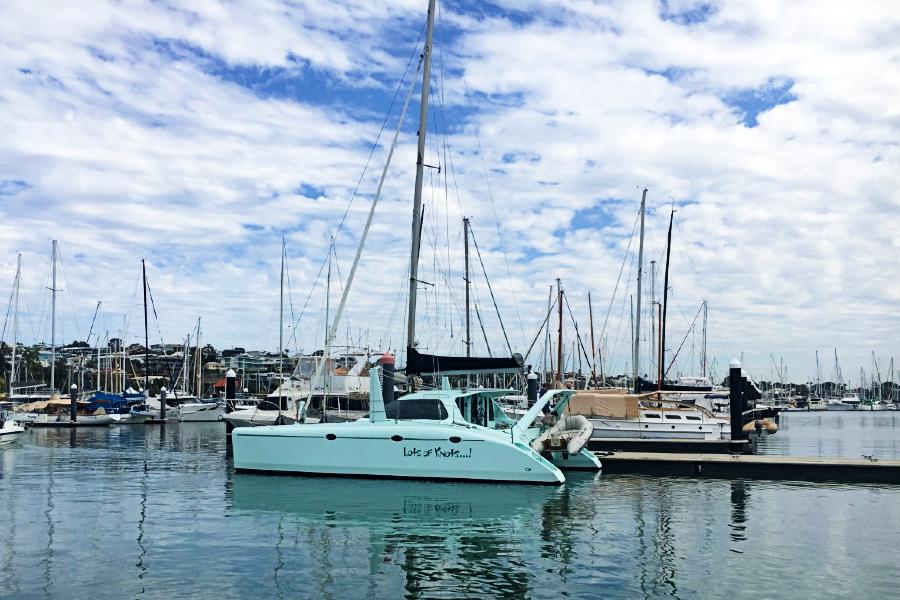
<box><xmin>405</xmin><ymin>348</ymin><xmax>523</xmax><ymax>376</ymax></box>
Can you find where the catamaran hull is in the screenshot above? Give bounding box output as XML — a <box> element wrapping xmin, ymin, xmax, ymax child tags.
<box><xmin>233</xmin><ymin>423</ymin><xmax>565</xmax><ymax>485</ymax></box>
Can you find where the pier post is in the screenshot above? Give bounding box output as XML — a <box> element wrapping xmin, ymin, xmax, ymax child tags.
<box><xmin>224</xmin><ymin>369</ymin><xmax>236</xmax><ymax>437</ymax></box>
<box><xmin>527</xmin><ymin>370</ymin><xmax>538</xmax><ymax>405</ymax></box>
<box><xmin>729</xmin><ymin>359</ymin><xmax>745</xmax><ymax>443</ymax></box>
<box><xmin>160</xmin><ymin>387</ymin><xmax>167</xmax><ymax>422</ymax></box>
<box><xmin>70</xmin><ymin>384</ymin><xmax>78</xmax><ymax>423</ymax></box>
<box><xmin>381</xmin><ymin>353</ymin><xmax>395</xmax><ymax>406</ymax></box>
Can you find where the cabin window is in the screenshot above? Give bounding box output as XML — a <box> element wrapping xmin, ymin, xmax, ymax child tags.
<box><xmin>384</xmin><ymin>399</ymin><xmax>449</xmax><ymax>421</ymax></box>
<box><xmin>644</xmin><ymin>413</ymin><xmax>661</xmax><ymax>419</ymax></box>
<box><xmin>686</xmin><ymin>415</ymin><xmax>701</xmax><ymax>421</ymax></box>
<box><xmin>665</xmin><ymin>414</ymin><xmax>682</xmax><ymax>420</ymax></box>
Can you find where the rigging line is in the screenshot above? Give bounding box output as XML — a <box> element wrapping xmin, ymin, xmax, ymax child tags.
<box><xmin>325</xmin><ymin>20</ymin><xmax>426</xmax><ymax>251</ymax></box>
<box><xmin>522</xmin><ymin>294</ymin><xmax>558</xmax><ymax>362</ymax></box>
<box><xmin>284</xmin><ymin>249</ymin><xmax>297</xmax><ymax>353</ymax></box>
<box><xmin>55</xmin><ymin>250</ymin><xmax>84</xmax><ymax>341</ymax></box>
<box><xmin>563</xmin><ymin>293</ymin><xmax>594</xmax><ymax>372</ymax></box>
<box><xmin>597</xmin><ymin>207</ymin><xmax>641</xmax><ymax>345</ymax></box>
<box><xmin>300</xmin><ymin>51</ymin><xmax>420</xmax><ymax>416</ymax></box>
<box><xmin>471</xmin><ymin>279</ymin><xmax>493</xmax><ymax>357</ymax></box>
<box><xmin>468</xmin><ymin>115</ymin><xmax>526</xmax><ymax>344</ymax></box>
<box><xmin>1</xmin><ymin>275</ymin><xmax>14</xmax><ymax>343</ymax></box>
<box><xmin>468</xmin><ymin>224</ymin><xmax>513</xmax><ymax>355</ymax></box>
<box><xmin>664</xmin><ymin>303</ymin><xmax>704</xmax><ymax>377</ymax></box>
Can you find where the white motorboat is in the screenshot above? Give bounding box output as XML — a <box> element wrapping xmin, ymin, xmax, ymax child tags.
<box><xmin>178</xmin><ymin>401</ymin><xmax>224</xmax><ymax>422</ymax></box>
<box><xmin>566</xmin><ymin>390</ymin><xmax>730</xmax><ymax>440</ymax></box>
<box><xmin>233</xmin><ymin>372</ymin><xmax>600</xmax><ymax>484</ymax></box>
<box><xmin>0</xmin><ymin>416</ymin><xmax>26</xmax><ymax>444</ymax></box>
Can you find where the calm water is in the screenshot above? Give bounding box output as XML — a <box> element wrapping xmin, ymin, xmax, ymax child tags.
<box><xmin>1</xmin><ymin>417</ymin><xmax>898</xmax><ymax>600</ymax></box>
<box><xmin>760</xmin><ymin>410</ymin><xmax>900</xmax><ymax>459</ymax></box>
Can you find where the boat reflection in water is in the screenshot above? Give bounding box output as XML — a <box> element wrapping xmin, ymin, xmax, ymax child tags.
<box><xmin>229</xmin><ymin>472</ymin><xmax>600</xmax><ymax>598</ymax></box>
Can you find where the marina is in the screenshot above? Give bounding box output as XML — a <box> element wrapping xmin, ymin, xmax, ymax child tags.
<box><xmin>1</xmin><ymin>413</ymin><xmax>899</xmax><ymax>599</ymax></box>
<box><xmin>1</xmin><ymin>0</ymin><xmax>898</xmax><ymax>598</ymax></box>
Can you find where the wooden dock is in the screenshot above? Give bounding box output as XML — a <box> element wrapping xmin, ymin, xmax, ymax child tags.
<box><xmin>596</xmin><ymin>451</ymin><xmax>900</xmax><ymax>484</ymax></box>
<box><xmin>588</xmin><ymin>437</ymin><xmax>754</xmax><ymax>454</ymax></box>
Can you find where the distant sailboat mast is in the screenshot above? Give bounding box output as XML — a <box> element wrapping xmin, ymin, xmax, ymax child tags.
<box><xmin>633</xmin><ymin>189</ymin><xmax>646</xmax><ymax>393</ymax></box>
<box><xmin>50</xmin><ymin>240</ymin><xmax>58</xmax><ymax>393</ymax></box>
<box><xmin>9</xmin><ymin>253</ymin><xmax>21</xmax><ymax>396</ymax></box>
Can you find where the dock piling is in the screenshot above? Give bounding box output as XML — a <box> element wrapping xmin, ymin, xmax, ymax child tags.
<box><xmin>70</xmin><ymin>384</ymin><xmax>78</xmax><ymax>423</ymax></box>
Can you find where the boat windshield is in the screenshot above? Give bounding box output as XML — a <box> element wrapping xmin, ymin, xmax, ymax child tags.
<box><xmin>384</xmin><ymin>398</ymin><xmax>448</xmax><ymax>421</ymax></box>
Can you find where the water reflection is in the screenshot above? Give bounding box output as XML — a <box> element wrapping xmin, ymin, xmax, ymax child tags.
<box><xmin>229</xmin><ymin>474</ymin><xmax>576</xmax><ymax>599</ymax></box>
<box><xmin>729</xmin><ymin>480</ymin><xmax>749</xmax><ymax>550</ymax></box>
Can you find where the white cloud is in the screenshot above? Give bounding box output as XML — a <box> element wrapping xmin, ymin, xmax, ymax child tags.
<box><xmin>0</xmin><ymin>0</ymin><xmax>898</xmax><ymax>385</ymax></box>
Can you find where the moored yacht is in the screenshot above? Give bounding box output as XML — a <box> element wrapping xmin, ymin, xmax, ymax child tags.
<box><xmin>566</xmin><ymin>390</ymin><xmax>730</xmax><ymax>440</ymax></box>
<box><xmin>233</xmin><ymin>369</ymin><xmax>600</xmax><ymax>484</ymax></box>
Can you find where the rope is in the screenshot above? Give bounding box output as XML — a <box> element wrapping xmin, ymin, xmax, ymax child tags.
<box><xmin>468</xmin><ymin>224</ymin><xmax>513</xmax><ymax>356</ymax></box>
<box><xmin>299</xmin><ymin>52</ymin><xmax>422</xmax><ymax>419</ymax></box>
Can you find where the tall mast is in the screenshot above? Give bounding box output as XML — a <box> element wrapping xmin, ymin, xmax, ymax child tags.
<box><xmin>701</xmin><ymin>299</ymin><xmax>708</xmax><ymax>378</ymax></box>
<box><xmin>463</xmin><ymin>217</ymin><xmax>471</xmax><ymax>358</ymax></box>
<box><xmin>405</xmin><ymin>0</ymin><xmax>437</xmax><ymax>363</ymax></box>
<box><xmin>633</xmin><ymin>188</ymin><xmax>646</xmax><ymax>393</ymax></box>
<box><xmin>588</xmin><ymin>292</ymin><xmax>596</xmax><ymax>387</ymax></box>
<box><xmin>142</xmin><ymin>259</ymin><xmax>149</xmax><ymax>396</ymax></box>
<box><xmin>278</xmin><ymin>238</ymin><xmax>285</xmax><ymax>418</ymax></box>
<box><xmin>9</xmin><ymin>253</ymin><xmax>20</xmax><ymax>396</ymax></box>
<box><xmin>195</xmin><ymin>317</ymin><xmax>202</xmax><ymax>397</ymax></box>
<box><xmin>815</xmin><ymin>350</ymin><xmax>820</xmax><ymax>398</ymax></box>
<box><xmin>556</xmin><ymin>278</ymin><xmax>563</xmax><ymax>386</ymax></box>
<box><xmin>50</xmin><ymin>240</ymin><xmax>58</xmax><ymax>392</ymax></box>
<box><xmin>650</xmin><ymin>260</ymin><xmax>656</xmax><ymax>385</ymax></box>
<box><xmin>659</xmin><ymin>208</ymin><xmax>674</xmax><ymax>389</ymax></box>
<box><xmin>544</xmin><ymin>286</ymin><xmax>551</xmax><ymax>383</ymax></box>
<box><xmin>324</xmin><ymin>239</ymin><xmax>332</xmax><ymax>410</ymax></box>
<box><xmin>121</xmin><ymin>314</ymin><xmax>126</xmax><ymax>393</ymax></box>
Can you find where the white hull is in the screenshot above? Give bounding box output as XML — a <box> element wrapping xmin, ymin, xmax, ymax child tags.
<box><xmin>587</xmin><ymin>417</ymin><xmax>728</xmax><ymax>440</ymax></box>
<box><xmin>0</xmin><ymin>420</ymin><xmax>26</xmax><ymax>444</ymax></box>
<box><xmin>223</xmin><ymin>408</ymin><xmax>298</xmax><ymax>428</ymax></box>
<box><xmin>178</xmin><ymin>403</ymin><xmax>224</xmax><ymax>422</ymax></box>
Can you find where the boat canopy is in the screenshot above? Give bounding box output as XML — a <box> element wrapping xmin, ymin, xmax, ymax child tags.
<box><xmin>405</xmin><ymin>348</ymin><xmax>523</xmax><ymax>376</ymax></box>
<box><xmin>566</xmin><ymin>391</ymin><xmax>641</xmax><ymax>419</ymax></box>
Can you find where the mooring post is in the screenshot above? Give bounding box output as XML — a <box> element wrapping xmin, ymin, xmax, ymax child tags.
<box><xmin>381</xmin><ymin>353</ymin><xmax>395</xmax><ymax>406</ymax></box>
<box><xmin>526</xmin><ymin>370</ymin><xmax>538</xmax><ymax>406</ymax></box>
<box><xmin>224</xmin><ymin>368</ymin><xmax>236</xmax><ymax>437</ymax></box>
<box><xmin>160</xmin><ymin>387</ymin><xmax>167</xmax><ymax>422</ymax></box>
<box><xmin>729</xmin><ymin>359</ymin><xmax>745</xmax><ymax>445</ymax></box>
<box><xmin>70</xmin><ymin>384</ymin><xmax>78</xmax><ymax>423</ymax></box>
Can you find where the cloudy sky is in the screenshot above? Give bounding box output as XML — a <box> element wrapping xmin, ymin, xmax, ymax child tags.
<box><xmin>1</xmin><ymin>0</ymin><xmax>898</xmax><ymax>385</ymax></box>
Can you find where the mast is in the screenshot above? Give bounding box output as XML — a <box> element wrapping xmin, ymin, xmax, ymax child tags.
<box><xmin>544</xmin><ymin>286</ymin><xmax>551</xmax><ymax>383</ymax></box>
<box><xmin>633</xmin><ymin>189</ymin><xmax>646</xmax><ymax>393</ymax></box>
<box><xmin>405</xmin><ymin>0</ymin><xmax>437</xmax><ymax>366</ymax></box>
<box><xmin>9</xmin><ymin>253</ymin><xmax>20</xmax><ymax>396</ymax></box>
<box><xmin>324</xmin><ymin>239</ymin><xmax>332</xmax><ymax>412</ymax></box>
<box><xmin>463</xmin><ymin>217</ymin><xmax>471</xmax><ymax>358</ymax></box>
<box><xmin>195</xmin><ymin>317</ymin><xmax>202</xmax><ymax>397</ymax></box>
<box><xmin>650</xmin><ymin>260</ymin><xmax>656</xmax><ymax>385</ymax></box>
<box><xmin>142</xmin><ymin>259</ymin><xmax>149</xmax><ymax>397</ymax></box>
<box><xmin>629</xmin><ymin>294</ymin><xmax>634</xmax><ymax>389</ymax></box>
<box><xmin>278</xmin><ymin>237</ymin><xmax>285</xmax><ymax>419</ymax></box>
<box><xmin>659</xmin><ymin>208</ymin><xmax>674</xmax><ymax>389</ymax></box>
<box><xmin>50</xmin><ymin>240</ymin><xmax>58</xmax><ymax>392</ymax></box>
<box><xmin>701</xmin><ymin>299</ymin><xmax>708</xmax><ymax>378</ymax></box>
<box><xmin>556</xmin><ymin>278</ymin><xmax>563</xmax><ymax>386</ymax></box>
<box><xmin>588</xmin><ymin>292</ymin><xmax>596</xmax><ymax>387</ymax></box>
<box><xmin>815</xmin><ymin>350</ymin><xmax>820</xmax><ymax>398</ymax></box>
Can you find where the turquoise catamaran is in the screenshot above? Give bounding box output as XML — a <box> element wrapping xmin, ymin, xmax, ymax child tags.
<box><xmin>232</xmin><ymin>0</ymin><xmax>601</xmax><ymax>484</ymax></box>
